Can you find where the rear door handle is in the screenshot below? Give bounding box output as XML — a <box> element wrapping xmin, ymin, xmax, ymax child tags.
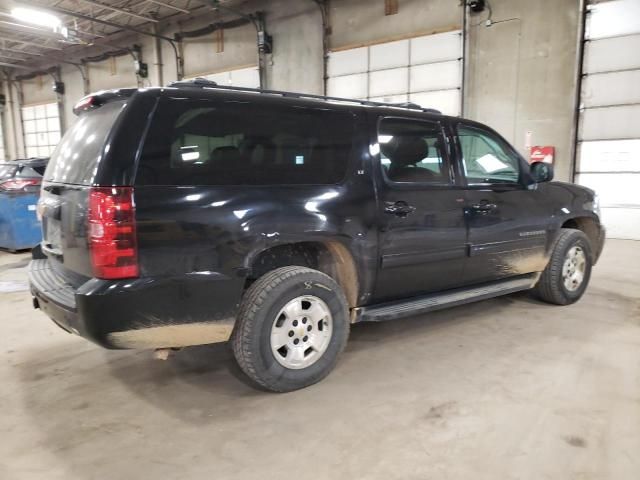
<box><xmin>470</xmin><ymin>201</ymin><xmax>498</xmax><ymax>212</ymax></box>
<box><xmin>384</xmin><ymin>201</ymin><xmax>416</xmax><ymax>217</ymax></box>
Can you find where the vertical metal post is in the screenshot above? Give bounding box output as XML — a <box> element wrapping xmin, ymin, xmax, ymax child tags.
<box><xmin>461</xmin><ymin>1</ymin><xmax>468</xmax><ymax>116</ymax></box>
<box><xmin>569</xmin><ymin>0</ymin><xmax>587</xmax><ymax>183</ymax></box>
<box><xmin>14</xmin><ymin>79</ymin><xmax>25</xmax><ymax>157</ymax></box>
<box><xmin>175</xmin><ymin>39</ymin><xmax>184</xmax><ymax>80</ymax></box>
<box><xmin>3</xmin><ymin>74</ymin><xmax>17</xmax><ymax>159</ymax></box>
<box><xmin>153</xmin><ymin>23</ymin><xmax>164</xmax><ymax>85</ymax></box>
<box><xmin>52</xmin><ymin>67</ymin><xmax>66</xmax><ymax>134</ymax></box>
<box><xmin>0</xmin><ymin>75</ymin><xmax>8</xmax><ymax>160</ymax></box>
<box><xmin>313</xmin><ymin>0</ymin><xmax>330</xmax><ymax>95</ymax></box>
<box><xmin>255</xmin><ymin>11</ymin><xmax>268</xmax><ymax>89</ymax></box>
<box><xmin>78</xmin><ymin>61</ymin><xmax>90</xmax><ymax>94</ymax></box>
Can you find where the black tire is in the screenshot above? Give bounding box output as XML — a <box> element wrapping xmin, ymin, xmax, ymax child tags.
<box><xmin>535</xmin><ymin>228</ymin><xmax>593</xmax><ymax>305</ymax></box>
<box><xmin>231</xmin><ymin>266</ymin><xmax>350</xmax><ymax>392</ymax></box>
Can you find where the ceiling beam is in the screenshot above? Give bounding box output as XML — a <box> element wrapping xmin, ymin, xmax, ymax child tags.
<box><xmin>0</xmin><ymin>20</ymin><xmax>69</xmax><ymax>40</ymax></box>
<box><xmin>74</xmin><ymin>0</ymin><xmax>159</xmax><ymax>23</ymax></box>
<box><xmin>0</xmin><ymin>53</ymin><xmax>26</xmax><ymax>61</ymax></box>
<box><xmin>0</xmin><ymin>46</ymin><xmax>44</xmax><ymax>56</ymax></box>
<box><xmin>0</xmin><ymin>10</ymin><xmax>104</xmax><ymax>40</ymax></box>
<box><xmin>0</xmin><ymin>35</ymin><xmax>63</xmax><ymax>50</ymax></box>
<box><xmin>146</xmin><ymin>0</ymin><xmax>191</xmax><ymax>14</ymax></box>
<box><xmin>0</xmin><ymin>60</ymin><xmax>30</xmax><ymax>69</ymax></box>
<box><xmin>42</xmin><ymin>5</ymin><xmax>175</xmax><ymax>42</ymax></box>
<box><xmin>0</xmin><ymin>10</ymin><xmax>100</xmax><ymax>39</ymax></box>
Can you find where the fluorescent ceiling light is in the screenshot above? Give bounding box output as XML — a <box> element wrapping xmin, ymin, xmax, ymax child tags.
<box><xmin>11</xmin><ymin>7</ymin><xmax>61</xmax><ymax>29</ymax></box>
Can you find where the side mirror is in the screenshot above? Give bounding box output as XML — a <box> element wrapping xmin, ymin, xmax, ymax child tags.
<box><xmin>530</xmin><ymin>161</ymin><xmax>554</xmax><ymax>183</ymax></box>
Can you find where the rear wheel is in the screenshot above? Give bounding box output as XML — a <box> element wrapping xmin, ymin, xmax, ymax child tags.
<box><xmin>231</xmin><ymin>266</ymin><xmax>350</xmax><ymax>392</ymax></box>
<box><xmin>535</xmin><ymin>228</ymin><xmax>593</xmax><ymax>305</ymax></box>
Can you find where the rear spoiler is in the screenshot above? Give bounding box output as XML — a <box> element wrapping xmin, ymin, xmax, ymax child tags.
<box><xmin>73</xmin><ymin>88</ymin><xmax>137</xmax><ymax>116</ymax></box>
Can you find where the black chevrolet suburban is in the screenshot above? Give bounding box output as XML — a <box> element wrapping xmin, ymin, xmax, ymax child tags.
<box><xmin>29</xmin><ymin>80</ymin><xmax>605</xmax><ymax>392</ymax></box>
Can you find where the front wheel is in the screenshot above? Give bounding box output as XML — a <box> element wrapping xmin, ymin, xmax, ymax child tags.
<box><xmin>231</xmin><ymin>266</ymin><xmax>350</xmax><ymax>392</ymax></box>
<box><xmin>535</xmin><ymin>228</ymin><xmax>593</xmax><ymax>305</ymax></box>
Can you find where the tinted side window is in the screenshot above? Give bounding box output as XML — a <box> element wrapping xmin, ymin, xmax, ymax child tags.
<box><xmin>378</xmin><ymin>118</ymin><xmax>449</xmax><ymax>184</ymax></box>
<box><xmin>457</xmin><ymin>125</ymin><xmax>521</xmax><ymax>184</ymax></box>
<box><xmin>136</xmin><ymin>98</ymin><xmax>355</xmax><ymax>186</ymax></box>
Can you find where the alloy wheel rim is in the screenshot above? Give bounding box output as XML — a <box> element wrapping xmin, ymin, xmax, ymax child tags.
<box><xmin>270</xmin><ymin>295</ymin><xmax>333</xmax><ymax>369</ymax></box>
<box><xmin>562</xmin><ymin>245</ymin><xmax>586</xmax><ymax>292</ymax></box>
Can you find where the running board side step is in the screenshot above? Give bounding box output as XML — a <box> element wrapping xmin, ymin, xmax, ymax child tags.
<box><xmin>354</xmin><ymin>274</ymin><xmax>538</xmax><ymax>323</ymax></box>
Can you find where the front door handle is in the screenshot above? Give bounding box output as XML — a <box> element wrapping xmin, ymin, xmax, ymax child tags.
<box><xmin>384</xmin><ymin>201</ymin><xmax>416</xmax><ymax>217</ymax></box>
<box><xmin>470</xmin><ymin>201</ymin><xmax>498</xmax><ymax>212</ymax></box>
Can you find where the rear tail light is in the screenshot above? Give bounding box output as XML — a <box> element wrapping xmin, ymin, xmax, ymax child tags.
<box><xmin>0</xmin><ymin>178</ymin><xmax>41</xmax><ymax>191</ymax></box>
<box><xmin>88</xmin><ymin>187</ymin><xmax>139</xmax><ymax>279</ymax></box>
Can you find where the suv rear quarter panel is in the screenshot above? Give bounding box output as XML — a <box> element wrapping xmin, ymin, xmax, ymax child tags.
<box><xmin>135</xmin><ymin>160</ymin><xmax>378</xmax><ymax>273</ymax></box>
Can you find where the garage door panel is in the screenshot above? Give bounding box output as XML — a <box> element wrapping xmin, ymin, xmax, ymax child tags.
<box><xmin>370</xmin><ymin>39</ymin><xmax>409</xmax><ymax>70</ymax></box>
<box><xmin>189</xmin><ymin>67</ymin><xmax>259</xmax><ymax>88</ymax></box>
<box><xmin>327</xmin><ymin>47</ymin><xmax>368</xmax><ymax>77</ymax></box>
<box><xmin>327</xmin><ymin>73</ymin><xmax>368</xmax><ymax>99</ymax></box>
<box><xmin>580</xmin><ymin>104</ymin><xmax>640</xmax><ymax>140</ymax></box>
<box><xmin>586</xmin><ymin>0</ymin><xmax>640</xmax><ymax>40</ymax></box>
<box><xmin>410</xmin><ymin>31</ymin><xmax>462</xmax><ymax>64</ymax></box>
<box><xmin>410</xmin><ymin>60</ymin><xmax>461</xmax><ymax>92</ymax></box>
<box><xmin>598</xmin><ymin>207</ymin><xmax>640</xmax><ymax>239</ymax></box>
<box><xmin>199</xmin><ymin>71</ymin><xmax>228</xmax><ymax>84</ymax></box>
<box><xmin>584</xmin><ymin>34</ymin><xmax>640</xmax><ymax>73</ymax></box>
<box><xmin>579</xmin><ymin>0</ymin><xmax>640</xmax><ymax>240</ymax></box>
<box><xmin>369</xmin><ymin>94</ymin><xmax>408</xmax><ymax>104</ymax></box>
<box><xmin>327</xmin><ymin>31</ymin><xmax>462</xmax><ymax>116</ymax></box>
<box><xmin>581</xmin><ymin>70</ymin><xmax>640</xmax><ymax>107</ymax></box>
<box><xmin>409</xmin><ymin>89</ymin><xmax>460</xmax><ymax>116</ymax></box>
<box><xmin>230</xmin><ymin>67</ymin><xmax>260</xmax><ymax>88</ymax></box>
<box><xmin>577</xmin><ymin>139</ymin><xmax>640</xmax><ymax>172</ymax></box>
<box><xmin>369</xmin><ymin>68</ymin><xmax>408</xmax><ymax>97</ymax></box>
<box><xmin>576</xmin><ymin>172</ymin><xmax>640</xmax><ymax>207</ymax></box>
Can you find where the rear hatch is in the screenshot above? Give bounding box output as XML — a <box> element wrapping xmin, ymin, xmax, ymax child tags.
<box><xmin>40</xmin><ymin>96</ymin><xmax>134</xmax><ymax>285</ymax></box>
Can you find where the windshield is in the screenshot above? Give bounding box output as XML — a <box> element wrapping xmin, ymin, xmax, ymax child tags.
<box><xmin>44</xmin><ymin>100</ymin><xmax>125</xmax><ymax>185</ymax></box>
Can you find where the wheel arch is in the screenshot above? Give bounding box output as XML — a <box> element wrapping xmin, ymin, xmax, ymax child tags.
<box><xmin>561</xmin><ymin>216</ymin><xmax>600</xmax><ymax>255</ymax></box>
<box><xmin>245</xmin><ymin>240</ymin><xmax>360</xmax><ymax>310</ymax></box>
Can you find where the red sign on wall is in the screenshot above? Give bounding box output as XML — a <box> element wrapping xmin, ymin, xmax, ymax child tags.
<box><xmin>529</xmin><ymin>146</ymin><xmax>555</xmax><ymax>164</ymax></box>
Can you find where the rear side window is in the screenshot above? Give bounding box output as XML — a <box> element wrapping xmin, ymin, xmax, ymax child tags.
<box><xmin>44</xmin><ymin>100</ymin><xmax>126</xmax><ymax>185</ymax></box>
<box><xmin>378</xmin><ymin>117</ymin><xmax>449</xmax><ymax>184</ymax></box>
<box><xmin>136</xmin><ymin>98</ymin><xmax>355</xmax><ymax>186</ymax></box>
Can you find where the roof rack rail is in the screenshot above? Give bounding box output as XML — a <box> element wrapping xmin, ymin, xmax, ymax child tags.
<box><xmin>165</xmin><ymin>79</ymin><xmax>443</xmax><ymax>115</ymax></box>
<box><xmin>168</xmin><ymin>77</ymin><xmax>219</xmax><ymax>88</ymax></box>
<box><xmin>390</xmin><ymin>102</ymin><xmax>421</xmax><ymax>110</ymax></box>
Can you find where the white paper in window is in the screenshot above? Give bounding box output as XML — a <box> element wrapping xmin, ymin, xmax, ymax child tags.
<box><xmin>476</xmin><ymin>154</ymin><xmax>508</xmax><ymax>173</ymax></box>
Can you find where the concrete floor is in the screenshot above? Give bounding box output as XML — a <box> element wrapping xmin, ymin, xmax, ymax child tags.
<box><xmin>1</xmin><ymin>240</ymin><xmax>639</xmax><ymax>480</ymax></box>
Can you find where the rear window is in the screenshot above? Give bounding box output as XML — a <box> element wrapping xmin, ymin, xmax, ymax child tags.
<box><xmin>44</xmin><ymin>100</ymin><xmax>126</xmax><ymax>185</ymax></box>
<box><xmin>136</xmin><ymin>97</ymin><xmax>355</xmax><ymax>186</ymax></box>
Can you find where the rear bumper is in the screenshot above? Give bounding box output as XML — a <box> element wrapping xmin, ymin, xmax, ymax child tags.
<box><xmin>29</xmin><ymin>259</ymin><xmax>81</xmax><ymax>335</ymax></box>
<box><xmin>29</xmin><ymin>259</ymin><xmax>242</xmax><ymax>349</ymax></box>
